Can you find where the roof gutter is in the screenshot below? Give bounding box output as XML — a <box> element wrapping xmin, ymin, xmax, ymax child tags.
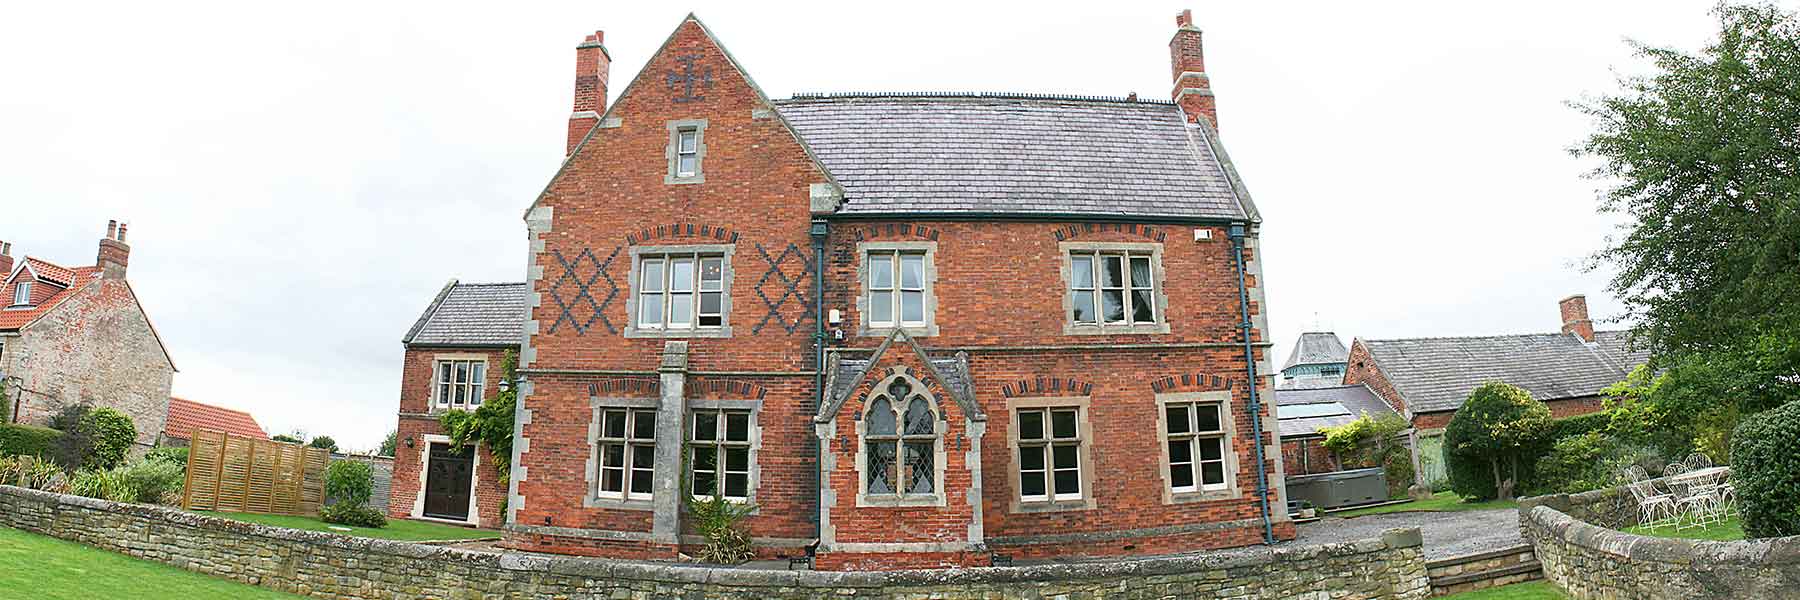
<box><xmin>822</xmin><ymin>212</ymin><xmax>1248</xmax><ymax>226</ymax></box>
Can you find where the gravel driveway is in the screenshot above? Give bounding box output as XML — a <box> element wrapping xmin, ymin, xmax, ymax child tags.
<box><xmin>1297</xmin><ymin>507</ymin><xmax>1522</xmax><ymax>561</ymax></box>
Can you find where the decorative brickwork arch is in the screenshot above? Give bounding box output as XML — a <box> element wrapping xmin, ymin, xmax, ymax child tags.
<box><xmin>689</xmin><ymin>379</ymin><xmax>768</xmax><ymax>400</ymax></box>
<box><xmin>1051</xmin><ymin>222</ymin><xmax>1169</xmax><ymax>243</ymax></box>
<box><xmin>586</xmin><ymin>378</ymin><xmax>660</xmax><ymax>397</ymax></box>
<box><xmin>1001</xmin><ymin>376</ymin><xmax>1096</xmax><ymax>398</ymax></box>
<box><xmin>1149</xmin><ymin>372</ymin><xmax>1238</xmax><ymax>394</ymax></box>
<box><xmin>625</xmin><ymin>222</ymin><xmax>741</xmax><ymax>245</ymax></box>
<box><xmin>849</xmin><ymin>223</ymin><xmax>942</xmax><ymax>242</ymax></box>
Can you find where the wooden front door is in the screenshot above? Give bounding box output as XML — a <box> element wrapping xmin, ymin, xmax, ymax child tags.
<box><xmin>423</xmin><ymin>442</ymin><xmax>474</xmax><ymax>521</ymax></box>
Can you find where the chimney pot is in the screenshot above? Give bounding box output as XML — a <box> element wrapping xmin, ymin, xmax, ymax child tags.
<box><xmin>106</xmin><ymin>220</ymin><xmax>118</xmax><ymax>239</ymax></box>
<box><xmin>1559</xmin><ymin>294</ymin><xmax>1595</xmax><ymax>343</ymax></box>
<box><xmin>117</xmin><ymin>223</ymin><xmax>128</xmax><ymax>242</ymax></box>
<box><xmin>1176</xmin><ymin>9</ymin><xmax>1194</xmax><ymax>28</ymax></box>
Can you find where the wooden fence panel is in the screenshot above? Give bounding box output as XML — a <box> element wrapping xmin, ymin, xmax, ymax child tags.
<box><xmin>181</xmin><ymin>430</ymin><xmax>327</xmax><ymax>516</ymax></box>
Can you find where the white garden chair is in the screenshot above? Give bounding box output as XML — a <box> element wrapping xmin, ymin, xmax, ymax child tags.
<box><xmin>1627</xmin><ymin>480</ymin><xmax>1676</xmax><ymax>530</ymax></box>
<box><xmin>1686</xmin><ymin>453</ymin><xmax>1713</xmax><ymax>471</ymax></box>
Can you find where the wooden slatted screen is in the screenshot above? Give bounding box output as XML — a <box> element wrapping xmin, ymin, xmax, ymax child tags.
<box><xmin>181</xmin><ymin>430</ymin><xmax>329</xmax><ymax>516</ymax></box>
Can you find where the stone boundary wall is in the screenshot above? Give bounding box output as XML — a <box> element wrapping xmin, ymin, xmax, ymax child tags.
<box><xmin>1520</xmin><ymin>504</ymin><xmax>1800</xmax><ymax>599</ymax></box>
<box><xmin>0</xmin><ymin>484</ymin><xmax>1431</xmax><ymax>599</ymax></box>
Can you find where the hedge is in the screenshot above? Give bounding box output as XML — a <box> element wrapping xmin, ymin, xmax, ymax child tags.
<box><xmin>1732</xmin><ymin>399</ymin><xmax>1800</xmax><ymax>538</ymax></box>
<box><xmin>1547</xmin><ymin>411</ymin><xmax>1612</xmax><ymax>440</ymax></box>
<box><xmin>0</xmin><ymin>423</ymin><xmax>64</xmax><ymax>458</ymax></box>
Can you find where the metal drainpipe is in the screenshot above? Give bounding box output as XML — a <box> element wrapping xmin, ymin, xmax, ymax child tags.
<box><xmin>1229</xmin><ymin>223</ymin><xmax>1276</xmax><ymax>545</ymax></box>
<box><xmin>809</xmin><ymin>220</ymin><xmax>829</xmax><ymax>542</ymax></box>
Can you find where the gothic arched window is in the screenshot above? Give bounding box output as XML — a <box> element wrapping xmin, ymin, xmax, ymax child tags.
<box><xmin>864</xmin><ymin>375</ymin><xmax>940</xmax><ymax>497</ymax></box>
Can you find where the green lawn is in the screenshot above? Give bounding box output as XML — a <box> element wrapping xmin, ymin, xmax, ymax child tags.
<box><xmin>198</xmin><ymin>511</ymin><xmax>500</xmax><ymax>542</ymax></box>
<box><xmin>1440</xmin><ymin>581</ymin><xmax>1569</xmax><ymax>599</ymax></box>
<box><xmin>0</xmin><ymin>526</ymin><xmax>303</xmax><ymax>599</ymax></box>
<box><xmin>1329</xmin><ymin>491</ymin><xmax>1518</xmax><ymax>518</ymax></box>
<box><xmin>1624</xmin><ymin>514</ymin><xmax>1746</xmax><ymax>541</ymax></box>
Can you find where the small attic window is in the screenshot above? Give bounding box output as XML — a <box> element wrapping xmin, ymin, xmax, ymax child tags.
<box><xmin>10</xmin><ymin>281</ymin><xmax>29</xmax><ymax>307</ymax></box>
<box><xmin>676</xmin><ymin>130</ymin><xmax>699</xmax><ymax>176</ymax></box>
<box><xmin>664</xmin><ymin>119</ymin><xmax>707</xmax><ymax>184</ymax></box>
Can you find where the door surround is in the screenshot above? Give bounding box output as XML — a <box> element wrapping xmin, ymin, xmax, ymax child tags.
<box><xmin>412</xmin><ymin>433</ymin><xmax>482</xmax><ymax>526</ymax></box>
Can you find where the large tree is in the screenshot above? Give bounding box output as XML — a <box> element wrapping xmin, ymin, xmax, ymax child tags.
<box><xmin>1575</xmin><ymin>2</ymin><xmax>1800</xmax><ymax>360</ymax></box>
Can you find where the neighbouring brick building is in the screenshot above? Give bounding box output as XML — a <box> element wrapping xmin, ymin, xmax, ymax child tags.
<box><xmin>0</xmin><ymin>222</ymin><xmax>176</xmax><ymax>450</ymax></box>
<box><xmin>397</xmin><ymin>10</ymin><xmax>1289</xmax><ymax>569</ymax></box>
<box><xmin>387</xmin><ymin>280</ymin><xmax>523</xmax><ymax>528</ymax></box>
<box><xmin>1344</xmin><ymin>294</ymin><xmax>1651</xmax><ymax>487</ymax></box>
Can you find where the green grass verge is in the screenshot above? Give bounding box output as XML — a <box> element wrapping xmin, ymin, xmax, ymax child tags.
<box><xmin>1624</xmin><ymin>514</ymin><xmax>1745</xmax><ymax>541</ymax></box>
<box><xmin>198</xmin><ymin>511</ymin><xmax>499</xmax><ymax>541</ymax></box>
<box><xmin>0</xmin><ymin>526</ymin><xmax>303</xmax><ymax>599</ymax></box>
<box><xmin>1439</xmin><ymin>581</ymin><xmax>1570</xmax><ymax>599</ymax></box>
<box><xmin>1329</xmin><ymin>491</ymin><xmax>1518</xmax><ymax>518</ymax></box>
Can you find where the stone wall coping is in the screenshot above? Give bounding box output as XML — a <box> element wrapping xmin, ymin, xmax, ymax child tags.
<box><xmin>2</xmin><ymin>484</ymin><xmax>1421</xmax><ymax>587</ymax></box>
<box><xmin>1525</xmin><ymin>504</ymin><xmax>1800</xmax><ymax>566</ymax></box>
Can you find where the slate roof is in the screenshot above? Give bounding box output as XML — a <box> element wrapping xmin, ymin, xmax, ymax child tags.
<box><xmin>1274</xmin><ymin>384</ymin><xmax>1399</xmax><ymax>439</ymax></box>
<box><xmin>402</xmin><ymin>281</ymin><xmax>528</xmax><ymax>347</ymax></box>
<box><xmin>1282</xmin><ymin>332</ymin><xmax>1349</xmax><ymax>371</ymax></box>
<box><xmin>164</xmin><ymin>397</ymin><xmax>269</xmax><ymax>441</ymax></box>
<box><xmin>773</xmin><ymin>93</ymin><xmax>1252</xmax><ymax>221</ymax></box>
<box><xmin>1359</xmin><ymin>333</ymin><xmax>1641</xmax><ymax>415</ymax></box>
<box><xmin>1593</xmin><ymin>330</ymin><xmax>1653</xmax><ymax>373</ymax></box>
<box><xmin>0</xmin><ymin>261</ymin><xmax>99</xmax><ymax>332</ymax></box>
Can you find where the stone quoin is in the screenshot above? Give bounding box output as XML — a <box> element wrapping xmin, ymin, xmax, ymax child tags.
<box><xmin>392</xmin><ymin>9</ymin><xmax>1290</xmax><ymax>570</ymax></box>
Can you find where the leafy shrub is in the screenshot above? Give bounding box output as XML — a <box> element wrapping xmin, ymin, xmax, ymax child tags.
<box><xmin>1529</xmin><ymin>432</ymin><xmax>1631</xmax><ymax>495</ymax></box>
<box><xmin>144</xmin><ymin>446</ymin><xmax>189</xmax><ymax>467</ymax></box>
<box><xmin>319</xmin><ymin>502</ymin><xmax>388</xmax><ymax>528</ymax></box>
<box><xmin>1732</xmin><ymin>399</ymin><xmax>1800</xmax><ymax>538</ymax></box>
<box><xmin>0</xmin><ymin>423</ymin><xmax>63</xmax><ymax>458</ymax></box>
<box><xmin>686</xmin><ymin>493</ymin><xmax>756</xmax><ymax>564</ymax></box>
<box><xmin>1445</xmin><ymin>382</ymin><xmax>1552</xmax><ymax>500</ymax></box>
<box><xmin>0</xmin><ymin>455</ymin><xmax>69</xmax><ymax>493</ymax></box>
<box><xmin>115</xmin><ymin>457</ymin><xmax>185</xmax><ymax>504</ymax></box>
<box><xmin>68</xmin><ymin>468</ymin><xmax>138</xmax><ymax>503</ymax></box>
<box><xmin>1548</xmin><ymin>411</ymin><xmax>1612</xmax><ymax>440</ymax></box>
<box><xmin>325</xmin><ymin>460</ymin><xmax>374</xmax><ymax>506</ymax></box>
<box><xmin>78</xmin><ymin>408</ymin><xmax>136</xmax><ymax>470</ymax></box>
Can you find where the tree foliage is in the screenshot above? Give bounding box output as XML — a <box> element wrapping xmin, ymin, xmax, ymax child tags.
<box><xmin>307</xmin><ymin>436</ymin><xmax>339</xmax><ymax>453</ymax></box>
<box><xmin>325</xmin><ymin>460</ymin><xmax>374</xmax><ymax>506</ymax></box>
<box><xmin>1575</xmin><ymin>2</ymin><xmax>1800</xmax><ymax>361</ymax></box>
<box><xmin>1445</xmin><ymin>382</ymin><xmax>1552</xmax><ymax>500</ymax></box>
<box><xmin>272</xmin><ymin>433</ymin><xmax>304</xmax><ymax>445</ymax></box>
<box><xmin>377</xmin><ymin>429</ymin><xmax>397</xmax><ymax>458</ymax></box>
<box><xmin>440</xmin><ymin>350</ymin><xmax>517</xmax><ymax>487</ymax></box>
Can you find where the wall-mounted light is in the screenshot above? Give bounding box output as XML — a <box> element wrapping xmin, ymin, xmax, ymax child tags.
<box><xmin>404</xmin><ymin>435</ymin><xmax>415</xmax><ymax>449</ymax></box>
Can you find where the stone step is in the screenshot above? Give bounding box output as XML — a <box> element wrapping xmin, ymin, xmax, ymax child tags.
<box><xmin>1429</xmin><ymin>560</ymin><xmax>1544</xmax><ymax>596</ymax></box>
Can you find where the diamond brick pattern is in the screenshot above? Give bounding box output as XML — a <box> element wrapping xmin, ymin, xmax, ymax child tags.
<box><xmin>545</xmin><ymin>246</ymin><xmax>622</xmax><ymax>336</ymax></box>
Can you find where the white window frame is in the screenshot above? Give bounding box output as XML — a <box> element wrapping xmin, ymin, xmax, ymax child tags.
<box><xmin>857</xmin><ymin>241</ymin><xmax>937</xmax><ymax>337</ymax></box>
<box><xmin>432</xmin><ymin>357</ymin><xmax>487</xmax><ymax>411</ymax></box>
<box><xmin>1006</xmin><ymin>396</ymin><xmax>1096</xmax><ymax>512</ymax></box>
<box><xmin>595</xmin><ymin>407</ymin><xmax>658</xmax><ymax>502</ymax></box>
<box><xmin>664</xmin><ymin>119</ymin><xmax>707</xmax><ymax>184</ymax></box>
<box><xmin>10</xmin><ymin>281</ymin><xmax>29</xmax><ymax>306</ymax></box>
<box><xmin>625</xmin><ymin>244</ymin><xmax>734</xmax><ymax>338</ymax></box>
<box><xmin>1156</xmin><ymin>390</ymin><xmax>1241</xmax><ymax>504</ymax></box>
<box><xmin>1060</xmin><ymin>241</ymin><xmax>1170</xmax><ymax>335</ymax></box>
<box><xmin>687</xmin><ymin>406</ymin><xmax>754</xmax><ymax>502</ymax></box>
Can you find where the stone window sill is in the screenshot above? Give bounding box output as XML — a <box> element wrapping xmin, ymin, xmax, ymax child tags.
<box><xmin>584</xmin><ymin>495</ymin><xmax>656</xmax><ymax>511</ymax></box>
<box><xmin>1010</xmin><ymin>498</ymin><xmax>1096</xmax><ymax>514</ymax></box>
<box><xmin>859</xmin><ymin>325</ymin><xmax>938</xmax><ymax>338</ymax></box>
<box><xmin>1062</xmin><ymin>323</ymin><xmax>1172</xmax><ymax>336</ymax></box>
<box><xmin>1168</xmin><ymin>487</ymin><xmax>1240</xmax><ymax>505</ymax></box>
<box><xmin>623</xmin><ymin>326</ymin><xmax>732</xmax><ymax>339</ymax></box>
<box><xmin>856</xmin><ymin>493</ymin><xmax>945</xmax><ymax>508</ymax></box>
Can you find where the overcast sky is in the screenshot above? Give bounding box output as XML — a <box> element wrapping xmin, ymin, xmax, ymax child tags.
<box><xmin>1</xmin><ymin>1</ymin><xmax>1751</xmax><ymax>451</ymax></box>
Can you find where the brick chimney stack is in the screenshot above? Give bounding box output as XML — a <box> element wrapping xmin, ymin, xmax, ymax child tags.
<box><xmin>567</xmin><ymin>30</ymin><xmax>612</xmax><ymax>155</ymax></box>
<box><xmin>97</xmin><ymin>219</ymin><xmax>130</xmax><ymax>279</ymax></box>
<box><xmin>1560</xmin><ymin>294</ymin><xmax>1594</xmax><ymax>343</ymax></box>
<box><xmin>0</xmin><ymin>241</ymin><xmax>13</xmax><ymax>278</ymax></box>
<box><xmin>1169</xmin><ymin>9</ymin><xmax>1217</xmax><ymax>130</ymax></box>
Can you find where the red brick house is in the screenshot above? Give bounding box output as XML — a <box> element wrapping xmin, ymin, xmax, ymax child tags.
<box><xmin>0</xmin><ymin>222</ymin><xmax>176</xmax><ymax>450</ymax></box>
<box><xmin>386</xmin><ymin>280</ymin><xmax>522</xmax><ymax>528</ymax></box>
<box><xmin>397</xmin><ymin>10</ymin><xmax>1286</xmax><ymax>568</ymax></box>
<box><xmin>1344</xmin><ymin>295</ymin><xmax>1650</xmax><ymax>486</ymax></box>
<box><xmin>162</xmin><ymin>396</ymin><xmax>269</xmax><ymax>445</ymax></box>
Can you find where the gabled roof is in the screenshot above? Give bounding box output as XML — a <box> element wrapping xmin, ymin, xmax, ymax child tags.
<box><xmin>1281</xmin><ymin>332</ymin><xmax>1349</xmax><ymax>371</ymax></box>
<box><xmin>1358</xmin><ymin>333</ymin><xmax>1640</xmax><ymax>414</ymax></box>
<box><xmin>774</xmin><ymin>93</ymin><xmax>1251</xmax><ymax>221</ymax></box>
<box><xmin>402</xmin><ymin>280</ymin><xmax>528</xmax><ymax>347</ymax></box>
<box><xmin>1274</xmin><ymin>384</ymin><xmax>1399</xmax><ymax>439</ymax></box>
<box><xmin>164</xmin><ymin>397</ymin><xmax>269</xmax><ymax>441</ymax></box>
<box><xmin>0</xmin><ymin>262</ymin><xmax>98</xmax><ymax>332</ymax></box>
<box><xmin>819</xmin><ymin>329</ymin><xmax>980</xmax><ymax>423</ymax></box>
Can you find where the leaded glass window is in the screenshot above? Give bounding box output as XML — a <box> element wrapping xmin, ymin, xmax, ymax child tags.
<box><xmin>865</xmin><ymin>377</ymin><xmax>939</xmax><ymax>497</ymax></box>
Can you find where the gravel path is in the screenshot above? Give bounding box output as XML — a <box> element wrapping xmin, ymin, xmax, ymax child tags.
<box><xmin>1297</xmin><ymin>507</ymin><xmax>1523</xmax><ymax>561</ymax></box>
